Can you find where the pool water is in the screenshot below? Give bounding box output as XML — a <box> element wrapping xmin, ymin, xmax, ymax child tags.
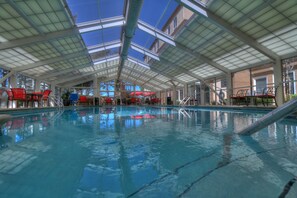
<box><xmin>0</xmin><ymin>106</ymin><xmax>296</xmax><ymax>198</ymax></box>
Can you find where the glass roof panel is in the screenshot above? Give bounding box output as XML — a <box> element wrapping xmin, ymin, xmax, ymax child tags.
<box><xmin>67</xmin><ymin>0</ymin><xmax>124</xmax><ymax>23</ymax></box>
<box><xmin>3</xmin><ymin>0</ymin><xmax>297</xmax><ymax>90</ymax></box>
<box><xmin>23</xmin><ymin>65</ymin><xmax>54</xmax><ymax>76</ymax></box>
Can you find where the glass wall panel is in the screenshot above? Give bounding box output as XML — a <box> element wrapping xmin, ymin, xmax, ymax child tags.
<box><xmin>16</xmin><ymin>74</ymin><xmax>35</xmax><ymax>91</ymax></box>
<box><xmin>0</xmin><ymin>68</ymin><xmax>9</xmax><ymax>88</ymax></box>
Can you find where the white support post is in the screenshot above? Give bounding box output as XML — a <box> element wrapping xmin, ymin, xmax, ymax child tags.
<box><xmin>226</xmin><ymin>73</ymin><xmax>233</xmax><ymax>105</ymax></box>
<box><xmin>214</xmin><ymin>78</ymin><xmax>217</xmax><ymax>105</ymax></box>
<box><xmin>274</xmin><ymin>58</ymin><xmax>284</xmax><ymax>105</ymax></box>
<box><xmin>172</xmin><ymin>86</ymin><xmax>177</xmax><ymax>105</ymax></box>
<box><xmin>10</xmin><ymin>74</ymin><xmax>17</xmax><ymax>88</ymax></box>
<box><xmin>51</xmin><ymin>83</ymin><xmax>56</xmax><ymax>97</ymax></box>
<box><xmin>200</xmin><ymin>82</ymin><xmax>205</xmax><ymax>105</ymax></box>
<box><xmin>94</xmin><ymin>78</ymin><xmax>99</xmax><ymax>105</ymax></box>
<box><xmin>94</xmin><ymin>78</ymin><xmax>99</xmax><ymax>97</ymax></box>
<box><xmin>158</xmin><ymin>91</ymin><xmax>161</xmax><ymax>104</ymax></box>
<box><xmin>9</xmin><ymin>74</ymin><xmax>17</xmax><ymax>108</ymax></box>
<box><xmin>184</xmin><ymin>84</ymin><xmax>188</xmax><ymax>98</ymax></box>
<box><xmin>35</xmin><ymin>79</ymin><xmax>41</xmax><ymax>92</ymax></box>
<box><xmin>166</xmin><ymin>90</ymin><xmax>169</xmax><ymax>105</ymax></box>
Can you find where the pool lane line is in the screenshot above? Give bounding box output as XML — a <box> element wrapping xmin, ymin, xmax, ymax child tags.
<box><xmin>127</xmin><ymin>150</ymin><xmax>217</xmax><ymax>198</ymax></box>
<box><xmin>278</xmin><ymin>176</ymin><xmax>297</xmax><ymax>198</ymax></box>
<box><xmin>177</xmin><ymin>146</ymin><xmax>287</xmax><ymax>198</ymax></box>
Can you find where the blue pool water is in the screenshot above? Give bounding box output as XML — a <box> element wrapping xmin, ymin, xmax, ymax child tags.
<box><xmin>0</xmin><ymin>106</ymin><xmax>296</xmax><ymax>198</ymax></box>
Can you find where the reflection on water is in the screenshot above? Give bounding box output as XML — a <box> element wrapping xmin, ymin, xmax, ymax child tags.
<box><xmin>1</xmin><ymin>112</ymin><xmax>52</xmax><ymax>146</ymax></box>
<box><xmin>0</xmin><ymin>107</ymin><xmax>296</xmax><ymax>198</ymax></box>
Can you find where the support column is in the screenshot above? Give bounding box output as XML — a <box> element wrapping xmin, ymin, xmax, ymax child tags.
<box><xmin>10</xmin><ymin>74</ymin><xmax>17</xmax><ymax>88</ymax></box>
<box><xmin>51</xmin><ymin>83</ymin><xmax>56</xmax><ymax>97</ymax></box>
<box><xmin>249</xmin><ymin>68</ymin><xmax>253</xmax><ymax>95</ymax></box>
<box><xmin>98</xmin><ymin>80</ymin><xmax>101</xmax><ymax>97</ymax></box>
<box><xmin>188</xmin><ymin>84</ymin><xmax>191</xmax><ymax>98</ymax></box>
<box><xmin>274</xmin><ymin>58</ymin><xmax>284</xmax><ymax>105</ymax></box>
<box><xmin>157</xmin><ymin>91</ymin><xmax>161</xmax><ymax>105</ymax></box>
<box><xmin>226</xmin><ymin>73</ymin><xmax>233</xmax><ymax>105</ymax></box>
<box><xmin>9</xmin><ymin>74</ymin><xmax>18</xmax><ymax>108</ymax></box>
<box><xmin>35</xmin><ymin>79</ymin><xmax>41</xmax><ymax>91</ymax></box>
<box><xmin>172</xmin><ymin>86</ymin><xmax>177</xmax><ymax>105</ymax></box>
<box><xmin>184</xmin><ymin>84</ymin><xmax>188</xmax><ymax>98</ymax></box>
<box><xmin>214</xmin><ymin>78</ymin><xmax>217</xmax><ymax>105</ymax></box>
<box><xmin>200</xmin><ymin>82</ymin><xmax>205</xmax><ymax>105</ymax></box>
<box><xmin>93</xmin><ymin>78</ymin><xmax>99</xmax><ymax>105</ymax></box>
<box><xmin>165</xmin><ymin>89</ymin><xmax>168</xmax><ymax>105</ymax></box>
<box><xmin>93</xmin><ymin>78</ymin><xmax>99</xmax><ymax>97</ymax></box>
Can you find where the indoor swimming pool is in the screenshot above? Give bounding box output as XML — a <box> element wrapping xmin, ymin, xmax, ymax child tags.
<box><xmin>0</xmin><ymin>106</ymin><xmax>296</xmax><ymax>198</ymax></box>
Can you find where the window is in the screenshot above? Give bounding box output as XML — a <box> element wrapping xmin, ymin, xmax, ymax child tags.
<box><xmin>16</xmin><ymin>74</ymin><xmax>35</xmax><ymax>91</ymax></box>
<box><xmin>179</xmin><ymin>90</ymin><xmax>183</xmax><ymax>101</ymax></box>
<box><xmin>289</xmin><ymin>72</ymin><xmax>295</xmax><ymax>94</ymax></box>
<box><xmin>156</xmin><ymin>40</ymin><xmax>159</xmax><ymax>51</ymax></box>
<box><xmin>173</xmin><ymin>16</ymin><xmax>177</xmax><ymax>28</ymax></box>
<box><xmin>100</xmin><ymin>81</ymin><xmax>115</xmax><ymax>97</ymax></box>
<box><xmin>254</xmin><ymin>77</ymin><xmax>267</xmax><ymax>93</ymax></box>
<box><xmin>0</xmin><ymin>68</ymin><xmax>9</xmax><ymax>88</ymax></box>
<box><xmin>40</xmin><ymin>82</ymin><xmax>49</xmax><ymax>91</ymax></box>
<box><xmin>125</xmin><ymin>85</ymin><xmax>134</xmax><ymax>91</ymax></box>
<box><xmin>167</xmin><ymin>26</ymin><xmax>170</xmax><ymax>34</ymax></box>
<box><xmin>135</xmin><ymin>85</ymin><xmax>141</xmax><ymax>91</ymax></box>
<box><xmin>221</xmin><ymin>78</ymin><xmax>227</xmax><ymax>88</ymax></box>
<box><xmin>107</xmin><ymin>84</ymin><xmax>115</xmax><ymax>92</ymax></box>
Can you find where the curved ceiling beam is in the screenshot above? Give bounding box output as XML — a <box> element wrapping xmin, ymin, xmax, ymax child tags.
<box><xmin>88</xmin><ymin>40</ymin><xmax>122</xmax><ymax>54</ymax></box>
<box><xmin>77</xmin><ymin>16</ymin><xmax>125</xmax><ymax>33</ymax></box>
<box><xmin>137</xmin><ymin>20</ymin><xmax>176</xmax><ymax>46</ymax></box>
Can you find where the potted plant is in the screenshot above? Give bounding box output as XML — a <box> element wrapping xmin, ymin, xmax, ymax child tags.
<box><xmin>62</xmin><ymin>91</ymin><xmax>70</xmax><ymax>106</ymax></box>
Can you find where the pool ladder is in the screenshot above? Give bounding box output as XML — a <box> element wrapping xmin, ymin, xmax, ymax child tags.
<box><xmin>178</xmin><ymin>108</ymin><xmax>191</xmax><ymax>118</ymax></box>
<box><xmin>44</xmin><ymin>95</ymin><xmax>64</xmax><ymax>121</ymax></box>
<box><xmin>45</xmin><ymin>95</ymin><xmax>64</xmax><ymax>109</ymax></box>
<box><xmin>179</xmin><ymin>97</ymin><xmax>191</xmax><ymax>106</ymax></box>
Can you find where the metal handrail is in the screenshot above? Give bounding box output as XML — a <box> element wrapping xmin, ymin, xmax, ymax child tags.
<box><xmin>45</xmin><ymin>95</ymin><xmax>64</xmax><ymax>122</ymax></box>
<box><xmin>179</xmin><ymin>96</ymin><xmax>190</xmax><ymax>106</ymax></box>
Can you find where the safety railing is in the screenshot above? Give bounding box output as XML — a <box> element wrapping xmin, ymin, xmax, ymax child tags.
<box><xmin>179</xmin><ymin>96</ymin><xmax>191</xmax><ymax>106</ymax></box>
<box><xmin>45</xmin><ymin>95</ymin><xmax>64</xmax><ymax>110</ymax></box>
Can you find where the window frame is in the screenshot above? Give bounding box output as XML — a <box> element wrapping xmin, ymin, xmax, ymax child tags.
<box><xmin>253</xmin><ymin>76</ymin><xmax>268</xmax><ymax>94</ymax></box>
<box><xmin>173</xmin><ymin>16</ymin><xmax>177</xmax><ymax>28</ymax></box>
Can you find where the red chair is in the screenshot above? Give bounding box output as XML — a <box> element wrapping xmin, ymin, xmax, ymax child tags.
<box><xmin>79</xmin><ymin>96</ymin><xmax>88</xmax><ymax>105</ymax></box>
<box><xmin>130</xmin><ymin>98</ymin><xmax>136</xmax><ymax>104</ymax></box>
<box><xmin>41</xmin><ymin>89</ymin><xmax>52</xmax><ymax>106</ymax></box>
<box><xmin>130</xmin><ymin>98</ymin><xmax>140</xmax><ymax>105</ymax></box>
<box><xmin>42</xmin><ymin>90</ymin><xmax>52</xmax><ymax>101</ymax></box>
<box><xmin>151</xmin><ymin>98</ymin><xmax>160</xmax><ymax>105</ymax></box>
<box><xmin>28</xmin><ymin>89</ymin><xmax>51</xmax><ymax>107</ymax></box>
<box><xmin>27</xmin><ymin>91</ymin><xmax>42</xmax><ymax>107</ymax></box>
<box><xmin>11</xmin><ymin>88</ymin><xmax>27</xmax><ymax>108</ymax></box>
<box><xmin>105</xmin><ymin>97</ymin><xmax>113</xmax><ymax>105</ymax></box>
